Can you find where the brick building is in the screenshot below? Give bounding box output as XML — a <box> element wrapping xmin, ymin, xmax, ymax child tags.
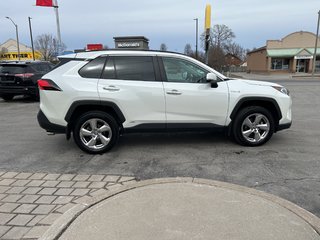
<box><xmin>247</xmin><ymin>31</ymin><xmax>320</xmax><ymax>73</ymax></box>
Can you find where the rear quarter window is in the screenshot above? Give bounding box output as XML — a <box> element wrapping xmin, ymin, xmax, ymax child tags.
<box><xmin>78</xmin><ymin>57</ymin><xmax>106</xmax><ymax>79</ymax></box>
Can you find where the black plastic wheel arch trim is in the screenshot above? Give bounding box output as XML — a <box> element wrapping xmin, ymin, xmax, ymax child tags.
<box><xmin>230</xmin><ymin>97</ymin><xmax>282</xmax><ymax>121</ymax></box>
<box><xmin>64</xmin><ymin>100</ymin><xmax>126</xmax><ymax>123</ymax></box>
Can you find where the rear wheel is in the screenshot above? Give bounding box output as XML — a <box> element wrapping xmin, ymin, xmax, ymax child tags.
<box><xmin>232</xmin><ymin>106</ymin><xmax>275</xmax><ymax>146</ymax></box>
<box><xmin>0</xmin><ymin>94</ymin><xmax>14</xmax><ymax>101</ymax></box>
<box><xmin>73</xmin><ymin>111</ymin><xmax>119</xmax><ymax>154</ymax></box>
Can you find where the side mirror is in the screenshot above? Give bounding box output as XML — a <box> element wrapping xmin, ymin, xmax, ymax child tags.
<box><xmin>206</xmin><ymin>73</ymin><xmax>218</xmax><ymax>88</ymax></box>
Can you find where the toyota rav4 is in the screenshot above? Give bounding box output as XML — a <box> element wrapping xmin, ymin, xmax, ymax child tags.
<box><xmin>37</xmin><ymin>50</ymin><xmax>292</xmax><ymax>154</ymax></box>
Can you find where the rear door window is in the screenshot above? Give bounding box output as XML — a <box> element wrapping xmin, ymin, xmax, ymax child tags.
<box><xmin>102</xmin><ymin>56</ymin><xmax>155</xmax><ymax>81</ymax></box>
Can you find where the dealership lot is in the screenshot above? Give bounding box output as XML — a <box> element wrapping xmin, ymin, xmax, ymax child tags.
<box><xmin>0</xmin><ymin>80</ymin><xmax>319</xmax><ymax>218</ymax></box>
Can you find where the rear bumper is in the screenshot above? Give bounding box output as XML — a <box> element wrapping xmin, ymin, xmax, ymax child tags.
<box><xmin>37</xmin><ymin>110</ymin><xmax>66</xmax><ymax>134</ymax></box>
<box><xmin>0</xmin><ymin>85</ymin><xmax>38</xmax><ymax>96</ymax></box>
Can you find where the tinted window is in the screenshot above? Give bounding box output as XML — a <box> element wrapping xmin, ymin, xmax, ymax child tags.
<box><xmin>113</xmin><ymin>56</ymin><xmax>155</xmax><ymax>81</ymax></box>
<box><xmin>40</xmin><ymin>64</ymin><xmax>52</xmax><ymax>72</ymax></box>
<box><xmin>31</xmin><ymin>64</ymin><xmax>47</xmax><ymax>72</ymax></box>
<box><xmin>162</xmin><ymin>57</ymin><xmax>209</xmax><ymax>83</ymax></box>
<box><xmin>79</xmin><ymin>57</ymin><xmax>106</xmax><ymax>78</ymax></box>
<box><xmin>101</xmin><ymin>58</ymin><xmax>116</xmax><ymax>79</ymax></box>
<box><xmin>0</xmin><ymin>65</ymin><xmax>26</xmax><ymax>74</ymax></box>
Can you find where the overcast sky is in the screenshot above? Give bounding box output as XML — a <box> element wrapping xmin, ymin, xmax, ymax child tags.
<box><xmin>0</xmin><ymin>0</ymin><xmax>319</xmax><ymax>52</ymax></box>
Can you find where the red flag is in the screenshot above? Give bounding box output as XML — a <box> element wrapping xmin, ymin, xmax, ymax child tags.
<box><xmin>36</xmin><ymin>0</ymin><xmax>53</xmax><ymax>7</ymax></box>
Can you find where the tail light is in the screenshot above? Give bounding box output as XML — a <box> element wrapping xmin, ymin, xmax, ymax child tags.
<box><xmin>15</xmin><ymin>73</ymin><xmax>34</xmax><ymax>79</ymax></box>
<box><xmin>38</xmin><ymin>79</ymin><xmax>62</xmax><ymax>91</ymax></box>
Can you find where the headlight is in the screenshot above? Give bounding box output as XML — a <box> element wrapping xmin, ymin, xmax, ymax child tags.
<box><xmin>272</xmin><ymin>86</ymin><xmax>290</xmax><ymax>96</ymax></box>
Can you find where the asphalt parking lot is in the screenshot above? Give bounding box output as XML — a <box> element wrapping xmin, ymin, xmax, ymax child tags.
<box><xmin>0</xmin><ymin>79</ymin><xmax>319</xmax><ymax>217</ymax></box>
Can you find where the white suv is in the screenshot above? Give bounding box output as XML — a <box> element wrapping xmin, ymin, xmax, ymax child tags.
<box><xmin>37</xmin><ymin>50</ymin><xmax>292</xmax><ymax>154</ymax></box>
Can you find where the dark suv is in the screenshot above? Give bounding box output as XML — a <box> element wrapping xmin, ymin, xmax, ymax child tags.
<box><xmin>0</xmin><ymin>61</ymin><xmax>54</xmax><ymax>101</ymax></box>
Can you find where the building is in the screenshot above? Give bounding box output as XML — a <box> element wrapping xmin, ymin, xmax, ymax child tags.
<box><xmin>0</xmin><ymin>39</ymin><xmax>41</xmax><ymax>61</ymax></box>
<box><xmin>114</xmin><ymin>36</ymin><xmax>149</xmax><ymax>50</ymax></box>
<box><xmin>225</xmin><ymin>53</ymin><xmax>242</xmax><ymax>66</ymax></box>
<box><xmin>247</xmin><ymin>31</ymin><xmax>320</xmax><ymax>73</ymax></box>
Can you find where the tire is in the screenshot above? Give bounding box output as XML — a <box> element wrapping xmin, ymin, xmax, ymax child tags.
<box><xmin>232</xmin><ymin>106</ymin><xmax>275</xmax><ymax>146</ymax></box>
<box><xmin>73</xmin><ymin>111</ymin><xmax>119</xmax><ymax>154</ymax></box>
<box><xmin>31</xmin><ymin>87</ymin><xmax>40</xmax><ymax>101</ymax></box>
<box><xmin>1</xmin><ymin>94</ymin><xmax>14</xmax><ymax>101</ymax></box>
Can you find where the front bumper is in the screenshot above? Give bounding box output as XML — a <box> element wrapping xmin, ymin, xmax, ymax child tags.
<box><xmin>37</xmin><ymin>110</ymin><xmax>66</xmax><ymax>134</ymax></box>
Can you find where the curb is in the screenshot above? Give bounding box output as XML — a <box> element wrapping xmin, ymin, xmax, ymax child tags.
<box><xmin>39</xmin><ymin>177</ymin><xmax>320</xmax><ymax>240</ymax></box>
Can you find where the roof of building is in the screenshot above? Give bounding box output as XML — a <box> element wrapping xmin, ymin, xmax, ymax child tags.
<box><xmin>0</xmin><ymin>39</ymin><xmax>32</xmax><ymax>52</ymax></box>
<box><xmin>113</xmin><ymin>36</ymin><xmax>149</xmax><ymax>41</ymax></box>
<box><xmin>247</xmin><ymin>46</ymin><xmax>266</xmax><ymax>54</ymax></box>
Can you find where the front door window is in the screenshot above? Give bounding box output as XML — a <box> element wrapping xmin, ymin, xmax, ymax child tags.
<box><xmin>162</xmin><ymin>57</ymin><xmax>209</xmax><ymax>83</ymax></box>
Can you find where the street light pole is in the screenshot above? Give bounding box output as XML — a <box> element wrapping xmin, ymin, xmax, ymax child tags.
<box><xmin>312</xmin><ymin>10</ymin><xmax>320</xmax><ymax>77</ymax></box>
<box><xmin>6</xmin><ymin>16</ymin><xmax>20</xmax><ymax>61</ymax></box>
<box><xmin>28</xmin><ymin>17</ymin><xmax>36</xmax><ymax>61</ymax></box>
<box><xmin>194</xmin><ymin>18</ymin><xmax>198</xmax><ymax>59</ymax></box>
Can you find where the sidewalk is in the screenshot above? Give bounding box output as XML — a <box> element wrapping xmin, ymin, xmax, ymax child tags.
<box><xmin>41</xmin><ymin>178</ymin><xmax>320</xmax><ymax>240</ymax></box>
<box><xmin>230</xmin><ymin>72</ymin><xmax>320</xmax><ymax>81</ymax></box>
<box><xmin>0</xmin><ymin>171</ymin><xmax>137</xmax><ymax>239</ymax></box>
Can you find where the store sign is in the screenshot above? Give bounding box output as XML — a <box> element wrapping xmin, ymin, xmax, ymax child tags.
<box><xmin>294</xmin><ymin>55</ymin><xmax>313</xmax><ymax>59</ymax></box>
<box><xmin>117</xmin><ymin>42</ymin><xmax>140</xmax><ymax>48</ymax></box>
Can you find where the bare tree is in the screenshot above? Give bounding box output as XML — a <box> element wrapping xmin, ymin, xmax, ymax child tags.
<box><xmin>201</xmin><ymin>24</ymin><xmax>235</xmax><ymax>50</ymax></box>
<box><xmin>208</xmin><ymin>46</ymin><xmax>226</xmax><ymax>71</ymax></box>
<box><xmin>199</xmin><ymin>24</ymin><xmax>237</xmax><ymax>70</ymax></box>
<box><xmin>160</xmin><ymin>43</ymin><xmax>168</xmax><ymax>51</ymax></box>
<box><xmin>184</xmin><ymin>43</ymin><xmax>193</xmax><ymax>56</ymax></box>
<box><xmin>35</xmin><ymin>34</ymin><xmax>66</xmax><ymax>61</ymax></box>
<box><xmin>224</xmin><ymin>42</ymin><xmax>246</xmax><ymax>61</ymax></box>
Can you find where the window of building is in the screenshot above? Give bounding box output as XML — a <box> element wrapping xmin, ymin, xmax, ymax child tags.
<box><xmin>315</xmin><ymin>60</ymin><xmax>320</xmax><ymax>72</ymax></box>
<box><xmin>271</xmin><ymin>58</ymin><xmax>290</xmax><ymax>70</ymax></box>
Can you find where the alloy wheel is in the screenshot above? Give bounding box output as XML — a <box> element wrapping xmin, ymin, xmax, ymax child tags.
<box><xmin>79</xmin><ymin>118</ymin><xmax>112</xmax><ymax>150</ymax></box>
<box><xmin>241</xmin><ymin>113</ymin><xmax>270</xmax><ymax>143</ymax></box>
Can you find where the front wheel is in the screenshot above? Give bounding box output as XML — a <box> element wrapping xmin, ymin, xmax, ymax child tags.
<box><xmin>232</xmin><ymin>106</ymin><xmax>275</xmax><ymax>146</ymax></box>
<box><xmin>73</xmin><ymin>111</ymin><xmax>119</xmax><ymax>154</ymax></box>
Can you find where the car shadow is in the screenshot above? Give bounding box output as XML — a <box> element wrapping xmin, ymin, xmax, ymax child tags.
<box><xmin>115</xmin><ymin>131</ymin><xmax>232</xmax><ymax>150</ymax></box>
<box><xmin>0</xmin><ymin>95</ymin><xmax>38</xmax><ymax>104</ymax></box>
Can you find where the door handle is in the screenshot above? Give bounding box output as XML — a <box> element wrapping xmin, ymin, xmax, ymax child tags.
<box><xmin>166</xmin><ymin>89</ymin><xmax>182</xmax><ymax>95</ymax></box>
<box><xmin>103</xmin><ymin>86</ymin><xmax>120</xmax><ymax>91</ymax></box>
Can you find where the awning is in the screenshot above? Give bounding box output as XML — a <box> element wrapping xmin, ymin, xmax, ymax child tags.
<box><xmin>267</xmin><ymin>48</ymin><xmax>320</xmax><ymax>58</ymax></box>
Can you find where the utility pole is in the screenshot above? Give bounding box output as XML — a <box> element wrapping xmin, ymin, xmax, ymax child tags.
<box><xmin>194</xmin><ymin>18</ymin><xmax>198</xmax><ymax>59</ymax></box>
<box><xmin>312</xmin><ymin>10</ymin><xmax>320</xmax><ymax>77</ymax></box>
<box><xmin>6</xmin><ymin>17</ymin><xmax>20</xmax><ymax>61</ymax></box>
<box><xmin>28</xmin><ymin>17</ymin><xmax>36</xmax><ymax>61</ymax></box>
<box><xmin>53</xmin><ymin>0</ymin><xmax>62</xmax><ymax>55</ymax></box>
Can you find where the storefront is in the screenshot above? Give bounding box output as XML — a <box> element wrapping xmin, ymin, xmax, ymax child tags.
<box><xmin>247</xmin><ymin>31</ymin><xmax>320</xmax><ymax>73</ymax></box>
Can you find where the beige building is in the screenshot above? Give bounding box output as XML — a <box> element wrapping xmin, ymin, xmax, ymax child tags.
<box><xmin>0</xmin><ymin>39</ymin><xmax>41</xmax><ymax>61</ymax></box>
<box><xmin>247</xmin><ymin>31</ymin><xmax>320</xmax><ymax>73</ymax></box>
